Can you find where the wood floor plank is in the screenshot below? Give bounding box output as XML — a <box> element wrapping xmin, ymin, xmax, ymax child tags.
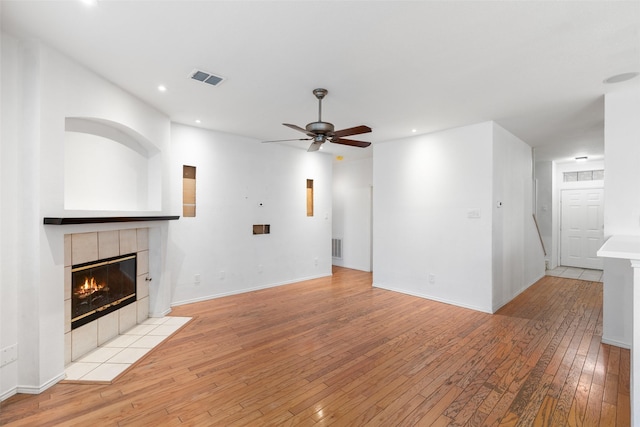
<box><xmin>0</xmin><ymin>269</ymin><xmax>629</xmax><ymax>426</ymax></box>
<box><xmin>600</xmin><ymin>401</ymin><xmax>617</xmax><ymax>427</ymax></box>
<box><xmin>532</xmin><ymin>395</ymin><xmax>557</xmax><ymax>426</ymax></box>
<box><xmin>413</xmin><ymin>385</ymin><xmax>463</xmax><ymax>425</ymax></box>
<box><xmin>617</xmin><ymin>392</ymin><xmax>631</xmax><ymax>427</ymax></box>
<box><xmin>585</xmin><ymin>382</ymin><xmax>606</xmax><ymax>426</ymax></box>
<box><xmin>551</xmin><ymin>353</ymin><xmax>586</xmax><ymax>426</ymax></box>
<box><xmin>566</xmin><ymin>370</ymin><xmax>594</xmax><ymax>426</ymax></box>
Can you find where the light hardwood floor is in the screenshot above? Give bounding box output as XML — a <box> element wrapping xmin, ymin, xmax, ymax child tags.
<box><xmin>0</xmin><ymin>267</ymin><xmax>629</xmax><ymax>426</ymax></box>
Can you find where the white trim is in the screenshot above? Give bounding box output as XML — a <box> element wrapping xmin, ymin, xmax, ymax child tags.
<box><xmin>9</xmin><ymin>372</ymin><xmax>67</xmax><ymax>399</ymax></box>
<box><xmin>170</xmin><ymin>273</ymin><xmax>332</xmax><ymax>307</ymax></box>
<box><xmin>372</xmin><ymin>283</ymin><xmax>492</xmax><ymax>314</ymax></box>
<box><xmin>0</xmin><ymin>387</ymin><xmax>17</xmax><ymax>402</ymax></box>
<box><xmin>491</xmin><ymin>273</ymin><xmax>545</xmax><ymax>313</ymax></box>
<box><xmin>149</xmin><ymin>307</ymin><xmax>173</xmax><ymax>318</ymax></box>
<box><xmin>601</xmin><ymin>336</ymin><xmax>631</xmax><ymax>349</ymax></box>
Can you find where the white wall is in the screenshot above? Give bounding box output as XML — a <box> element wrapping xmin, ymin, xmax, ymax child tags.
<box><xmin>332</xmin><ymin>157</ymin><xmax>372</xmax><ymax>272</ymax></box>
<box><xmin>492</xmin><ymin>123</ymin><xmax>545</xmax><ymax>311</ymax></box>
<box><xmin>1</xmin><ymin>30</ymin><xmax>21</xmax><ymax>401</ymax></box>
<box><xmin>37</xmin><ymin>44</ymin><xmax>172</xmax><ymax>217</ymax></box>
<box><xmin>373</xmin><ymin>122</ymin><xmax>495</xmax><ymax>312</ymax></box>
<box><xmin>535</xmin><ymin>160</ymin><xmax>553</xmax><ymax>267</ymax></box>
<box><xmin>1</xmin><ymin>33</ymin><xmax>334</xmax><ymax>401</ymax></box>
<box><xmin>168</xmin><ymin>124</ymin><xmax>332</xmax><ymax>306</ymax></box>
<box><xmin>602</xmin><ymin>87</ymin><xmax>640</xmax><ymax>348</ymax></box>
<box><xmin>0</xmin><ymin>36</ymin><xmax>174</xmax><ymax>400</ymax></box>
<box><xmin>0</xmin><ymin>33</ymin><xmax>46</xmax><ymax>401</ymax></box>
<box><xmin>64</xmin><ymin>132</ymin><xmax>150</xmax><ymax>211</ymax></box>
<box><xmin>373</xmin><ymin>121</ymin><xmax>543</xmax><ymax>313</ymax></box>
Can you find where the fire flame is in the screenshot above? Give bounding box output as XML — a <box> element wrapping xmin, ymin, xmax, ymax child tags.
<box><xmin>75</xmin><ymin>276</ymin><xmax>104</xmax><ymax>297</ymax></box>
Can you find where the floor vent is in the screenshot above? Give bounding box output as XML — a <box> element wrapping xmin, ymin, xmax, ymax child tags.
<box><xmin>189</xmin><ymin>69</ymin><xmax>225</xmax><ymax>87</ymax></box>
<box><xmin>332</xmin><ymin>238</ymin><xmax>343</xmax><ymax>259</ymax></box>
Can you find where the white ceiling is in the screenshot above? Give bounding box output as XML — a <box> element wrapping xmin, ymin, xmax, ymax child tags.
<box><xmin>2</xmin><ymin>1</ymin><xmax>639</xmax><ymax>163</ymax></box>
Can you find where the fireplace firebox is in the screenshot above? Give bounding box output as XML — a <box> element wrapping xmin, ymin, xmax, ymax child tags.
<box><xmin>71</xmin><ymin>253</ymin><xmax>137</xmax><ymax>329</ymax></box>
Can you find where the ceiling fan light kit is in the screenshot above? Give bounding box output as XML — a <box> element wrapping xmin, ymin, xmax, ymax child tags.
<box><xmin>263</xmin><ymin>88</ymin><xmax>372</xmax><ymax>152</ymax></box>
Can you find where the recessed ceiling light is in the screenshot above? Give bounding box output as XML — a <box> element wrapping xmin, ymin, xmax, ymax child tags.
<box><xmin>158</xmin><ymin>85</ymin><xmax>167</xmax><ymax>92</ymax></box>
<box><xmin>195</xmin><ymin>119</ymin><xmax>201</xmax><ymax>124</ymax></box>
<box><xmin>411</xmin><ymin>129</ymin><xmax>417</xmax><ymax>133</ymax></box>
<box><xmin>336</xmin><ymin>155</ymin><xmax>344</xmax><ymax>161</ymax></box>
<box><xmin>79</xmin><ymin>0</ymin><xmax>98</xmax><ymax>6</ymax></box>
<box><xmin>603</xmin><ymin>72</ymin><xmax>639</xmax><ymax>84</ymax></box>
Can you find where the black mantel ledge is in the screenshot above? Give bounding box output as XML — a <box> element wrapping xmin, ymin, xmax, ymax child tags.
<box><xmin>43</xmin><ymin>216</ymin><xmax>180</xmax><ymax>225</ymax></box>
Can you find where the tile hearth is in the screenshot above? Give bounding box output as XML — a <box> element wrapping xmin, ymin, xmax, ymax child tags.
<box><xmin>63</xmin><ymin>316</ymin><xmax>191</xmax><ymax>383</ymax></box>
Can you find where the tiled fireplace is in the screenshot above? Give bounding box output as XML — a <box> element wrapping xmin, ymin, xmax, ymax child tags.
<box><xmin>64</xmin><ymin>228</ymin><xmax>150</xmax><ymax>365</ymax></box>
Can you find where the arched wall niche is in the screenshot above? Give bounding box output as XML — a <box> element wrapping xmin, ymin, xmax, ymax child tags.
<box><xmin>64</xmin><ymin>117</ymin><xmax>161</xmax><ymax>211</ymax></box>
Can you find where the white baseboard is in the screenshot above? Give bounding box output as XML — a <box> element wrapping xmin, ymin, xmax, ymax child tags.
<box><xmin>601</xmin><ymin>336</ymin><xmax>631</xmax><ymax>349</ymax></box>
<box><xmin>149</xmin><ymin>307</ymin><xmax>172</xmax><ymax>318</ymax></box>
<box><xmin>1</xmin><ymin>387</ymin><xmax>17</xmax><ymax>402</ymax></box>
<box><xmin>491</xmin><ymin>273</ymin><xmax>545</xmax><ymax>313</ymax></box>
<box><xmin>17</xmin><ymin>373</ymin><xmax>66</xmax><ymax>395</ymax></box>
<box><xmin>372</xmin><ymin>283</ymin><xmax>493</xmax><ymax>314</ymax></box>
<box><xmin>171</xmin><ymin>273</ymin><xmax>332</xmax><ymax>307</ymax></box>
<box><xmin>1</xmin><ymin>372</ymin><xmax>67</xmax><ymax>401</ymax></box>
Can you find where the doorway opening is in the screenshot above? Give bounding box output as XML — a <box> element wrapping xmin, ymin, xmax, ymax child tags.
<box><xmin>559</xmin><ymin>187</ymin><xmax>604</xmax><ymax>270</ymax></box>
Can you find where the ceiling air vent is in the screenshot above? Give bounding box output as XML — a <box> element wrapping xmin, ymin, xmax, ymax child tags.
<box><xmin>190</xmin><ymin>69</ymin><xmax>225</xmax><ymax>87</ymax></box>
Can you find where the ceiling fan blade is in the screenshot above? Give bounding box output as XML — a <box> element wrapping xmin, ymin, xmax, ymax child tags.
<box><xmin>283</xmin><ymin>123</ymin><xmax>316</xmax><ymax>137</ymax></box>
<box><xmin>332</xmin><ymin>138</ymin><xmax>371</xmax><ymax>148</ymax></box>
<box><xmin>262</xmin><ymin>138</ymin><xmax>311</xmax><ymax>143</ymax></box>
<box><xmin>307</xmin><ymin>141</ymin><xmax>323</xmax><ymax>152</ymax></box>
<box><xmin>332</xmin><ymin>125</ymin><xmax>372</xmax><ymax>138</ymax></box>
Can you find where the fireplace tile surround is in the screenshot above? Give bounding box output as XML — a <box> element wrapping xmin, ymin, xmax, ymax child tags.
<box><xmin>64</xmin><ymin>228</ymin><xmax>150</xmax><ymax>365</ymax></box>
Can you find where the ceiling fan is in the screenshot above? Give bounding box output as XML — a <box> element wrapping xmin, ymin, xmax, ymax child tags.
<box><xmin>263</xmin><ymin>88</ymin><xmax>372</xmax><ymax>152</ymax></box>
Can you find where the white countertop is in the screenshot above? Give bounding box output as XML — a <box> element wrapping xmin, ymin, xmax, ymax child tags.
<box><xmin>597</xmin><ymin>235</ymin><xmax>640</xmax><ymax>260</ymax></box>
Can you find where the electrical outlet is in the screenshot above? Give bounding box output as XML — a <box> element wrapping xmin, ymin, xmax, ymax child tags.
<box><xmin>219</xmin><ymin>271</ymin><xmax>225</xmax><ymax>280</ymax></box>
<box><xmin>428</xmin><ymin>274</ymin><xmax>435</xmax><ymax>284</ymax></box>
<box><xmin>194</xmin><ymin>274</ymin><xmax>201</xmax><ymax>283</ymax></box>
<box><xmin>314</xmin><ymin>257</ymin><xmax>318</xmax><ymax>266</ymax></box>
<box><xmin>258</xmin><ymin>264</ymin><xmax>263</xmax><ymax>273</ymax></box>
<box><xmin>1</xmin><ymin>344</ymin><xmax>17</xmax><ymax>367</ymax></box>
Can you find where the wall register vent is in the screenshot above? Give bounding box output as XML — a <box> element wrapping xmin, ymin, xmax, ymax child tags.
<box><xmin>332</xmin><ymin>238</ymin><xmax>343</xmax><ymax>259</ymax></box>
<box><xmin>190</xmin><ymin>69</ymin><xmax>225</xmax><ymax>87</ymax></box>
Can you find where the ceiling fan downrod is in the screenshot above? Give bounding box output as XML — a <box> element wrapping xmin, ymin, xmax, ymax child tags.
<box><xmin>313</xmin><ymin>88</ymin><xmax>327</xmax><ymax>122</ymax></box>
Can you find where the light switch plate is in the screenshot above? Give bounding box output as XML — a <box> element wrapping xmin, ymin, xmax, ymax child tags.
<box><xmin>467</xmin><ymin>209</ymin><xmax>481</xmax><ymax>219</ymax></box>
<box><xmin>1</xmin><ymin>344</ymin><xmax>17</xmax><ymax>367</ymax></box>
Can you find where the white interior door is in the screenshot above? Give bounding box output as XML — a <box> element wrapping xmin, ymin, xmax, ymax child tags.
<box><xmin>560</xmin><ymin>188</ymin><xmax>604</xmax><ymax>269</ymax></box>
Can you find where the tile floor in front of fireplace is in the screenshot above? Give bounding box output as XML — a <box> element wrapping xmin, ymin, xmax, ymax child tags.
<box><xmin>64</xmin><ymin>316</ymin><xmax>192</xmax><ymax>383</ymax></box>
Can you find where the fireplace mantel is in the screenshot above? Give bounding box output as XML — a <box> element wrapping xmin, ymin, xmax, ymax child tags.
<box><xmin>44</xmin><ymin>216</ymin><xmax>180</xmax><ymax>225</ymax></box>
